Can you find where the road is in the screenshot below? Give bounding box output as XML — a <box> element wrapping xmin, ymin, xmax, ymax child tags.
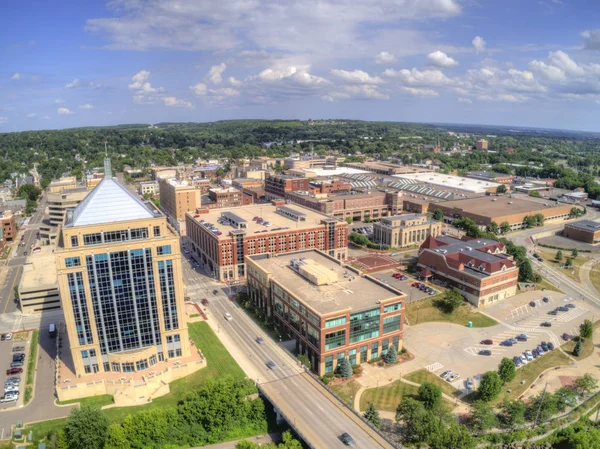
<box><xmin>180</xmin><ymin>250</ymin><xmax>394</xmax><ymax>449</ymax></box>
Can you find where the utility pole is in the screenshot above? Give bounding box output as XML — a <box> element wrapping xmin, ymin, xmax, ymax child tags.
<box><xmin>533</xmin><ymin>382</ymin><xmax>548</xmax><ymax>428</ymax></box>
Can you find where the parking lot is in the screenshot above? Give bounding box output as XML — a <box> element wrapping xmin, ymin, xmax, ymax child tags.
<box><xmin>404</xmin><ymin>290</ymin><xmax>598</xmax><ymax>394</ymax></box>
<box><xmin>0</xmin><ymin>334</ymin><xmax>28</xmax><ymax>410</ymax></box>
<box><xmin>370</xmin><ymin>269</ymin><xmax>439</xmax><ymax>303</ymax></box>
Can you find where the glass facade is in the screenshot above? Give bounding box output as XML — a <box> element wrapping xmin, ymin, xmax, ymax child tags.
<box><xmin>383</xmin><ymin>315</ymin><xmax>401</xmax><ymax>334</ymax></box>
<box><xmin>325</xmin><ymin>330</ymin><xmax>346</xmax><ymax>351</ymax></box>
<box><xmin>384</xmin><ymin>303</ymin><xmax>402</xmax><ymax>313</ymax></box>
<box><xmin>67</xmin><ymin>272</ymin><xmax>93</xmax><ymax>345</ymax></box>
<box><xmin>325</xmin><ymin>316</ymin><xmax>346</xmax><ymax>328</ymax></box>
<box><xmin>158</xmin><ymin>260</ymin><xmax>179</xmax><ymax>331</ymax></box>
<box><xmin>349</xmin><ymin>308</ymin><xmax>380</xmax><ymax>343</ymax></box>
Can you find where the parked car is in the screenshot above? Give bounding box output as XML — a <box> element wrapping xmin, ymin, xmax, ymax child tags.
<box><xmin>201</xmin><ymin>298</ymin><xmax>209</xmax><ymax>306</ymax></box>
<box><xmin>447</xmin><ymin>374</ymin><xmax>459</xmax><ymax>382</ymax></box>
<box><xmin>519</xmin><ymin>354</ymin><xmax>527</xmax><ymax>364</ymax></box>
<box><xmin>6</xmin><ymin>368</ymin><xmax>22</xmax><ymax>375</ymax></box>
<box><xmin>5</xmin><ymin>377</ymin><xmax>20</xmax><ymax>384</ymax></box>
<box><xmin>525</xmin><ymin>350</ymin><xmax>534</xmax><ymax>361</ymax></box>
<box><xmin>516</xmin><ymin>333</ymin><xmax>528</xmax><ymax>341</ymax></box>
<box><xmin>541</xmin><ymin>341</ymin><xmax>549</xmax><ymax>351</ymax></box>
<box><xmin>542</xmin><ymin>296</ymin><xmax>550</xmax><ymax>303</ymax></box>
<box><xmin>4</xmin><ymin>386</ymin><xmax>18</xmax><ymax>394</ymax></box>
<box><xmin>562</xmin><ymin>333</ymin><xmax>571</xmax><ymax>341</ymax></box>
<box><xmin>6</xmin><ymin>333</ymin><xmax>13</xmax><ymax>340</ymax></box>
<box><xmin>9</xmin><ymin>362</ymin><xmax>23</xmax><ymax>368</ymax></box>
<box><xmin>510</xmin><ymin>337</ymin><xmax>518</xmax><ymax>345</ymax></box>
<box><xmin>500</xmin><ymin>340</ymin><xmax>513</xmax><ymax>347</ymax></box>
<box><xmin>440</xmin><ymin>370</ymin><xmax>452</xmax><ymax>379</ymax></box>
<box><xmin>541</xmin><ymin>322</ymin><xmax>552</xmax><ymax>327</ymax></box>
<box><xmin>532</xmin><ymin>348</ymin><xmax>540</xmax><ymax>358</ymax></box>
<box><xmin>12</xmin><ymin>346</ymin><xmax>24</xmax><ymax>353</ymax></box>
<box><xmin>566</xmin><ymin>303</ymin><xmax>576</xmax><ymax>309</ymax></box>
<box><xmin>537</xmin><ymin>345</ymin><xmax>545</xmax><ymax>355</ymax></box>
<box><xmin>557</xmin><ymin>306</ymin><xmax>569</xmax><ymax>312</ymax></box>
<box><xmin>0</xmin><ymin>393</ymin><xmax>18</xmax><ymax>403</ymax></box>
<box><xmin>529</xmin><ymin>301</ymin><xmax>536</xmax><ymax>307</ymax></box>
<box><xmin>340</xmin><ymin>432</ymin><xmax>356</xmax><ymax>447</ymax></box>
<box><xmin>466</xmin><ymin>378</ymin><xmax>474</xmax><ymax>389</ymax></box>
<box><xmin>478</xmin><ymin>350</ymin><xmax>492</xmax><ymax>356</ymax></box>
<box><xmin>480</xmin><ymin>339</ymin><xmax>494</xmax><ymax>345</ymax></box>
<box><xmin>548</xmin><ymin>309</ymin><xmax>558</xmax><ymax>315</ymax></box>
<box><xmin>513</xmin><ymin>356</ymin><xmax>522</xmax><ymax>367</ymax></box>
<box><xmin>212</xmin><ymin>289</ymin><xmax>218</xmax><ymax>295</ymax></box>
<box><xmin>547</xmin><ymin>342</ymin><xmax>555</xmax><ymax>350</ymax></box>
<box><xmin>411</xmin><ymin>282</ymin><xmax>420</xmax><ymax>287</ymax></box>
<box><xmin>0</xmin><ymin>334</ymin><xmax>5</xmax><ymax>341</ymax></box>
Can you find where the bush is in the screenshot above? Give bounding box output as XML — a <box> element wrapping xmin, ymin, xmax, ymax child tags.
<box><xmin>418</xmin><ymin>383</ymin><xmax>442</xmax><ymax>410</ymax></box>
<box><xmin>573</xmin><ymin>340</ymin><xmax>582</xmax><ymax>357</ymax></box>
<box><xmin>384</xmin><ymin>344</ymin><xmax>397</xmax><ymax>364</ymax></box>
<box><xmin>438</xmin><ymin>288</ymin><xmax>464</xmax><ymax>313</ymax></box>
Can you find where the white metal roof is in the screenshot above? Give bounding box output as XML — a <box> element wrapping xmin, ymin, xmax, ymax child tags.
<box><xmin>68</xmin><ymin>178</ymin><xmax>156</xmax><ymax>227</ymax></box>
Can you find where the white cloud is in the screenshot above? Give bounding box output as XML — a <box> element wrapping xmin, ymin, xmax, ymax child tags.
<box><xmin>54</xmin><ymin>99</ymin><xmax>65</xmax><ymax>104</ymax></box>
<box><xmin>330</xmin><ymin>69</ymin><xmax>383</xmax><ymax>84</ymax></box>
<box><xmin>26</xmin><ymin>113</ymin><xmax>37</xmax><ymax>118</ymax></box>
<box><xmin>323</xmin><ymin>85</ymin><xmax>389</xmax><ymax>101</ymax></box>
<box><xmin>65</xmin><ymin>79</ymin><xmax>103</xmax><ymax>90</ymax></box>
<box><xmin>128</xmin><ymin>70</ymin><xmax>165</xmax><ymax>103</ymax></box>
<box><xmin>472</xmin><ymin>36</ymin><xmax>486</xmax><ymax>53</ymax></box>
<box><xmin>11</xmin><ymin>73</ymin><xmax>21</xmax><ymax>80</ymax></box>
<box><xmin>190</xmin><ymin>83</ymin><xmax>208</xmax><ymax>96</ymax></box>
<box><xmin>79</xmin><ymin>104</ymin><xmax>94</xmax><ymax>109</ymax></box>
<box><xmin>0</xmin><ymin>117</ymin><xmax>7</xmax><ymax>125</ymax></box>
<box><xmin>162</xmin><ymin>96</ymin><xmax>194</xmax><ymax>108</ymax></box>
<box><xmin>375</xmin><ymin>51</ymin><xmax>396</xmax><ymax>65</ymax></box>
<box><xmin>457</xmin><ymin>97</ymin><xmax>472</xmax><ymax>103</ymax></box>
<box><xmin>57</xmin><ymin>108</ymin><xmax>73</xmax><ymax>115</ymax></box>
<box><xmin>401</xmin><ymin>87</ymin><xmax>439</xmax><ymax>97</ymax></box>
<box><xmin>582</xmin><ymin>29</ymin><xmax>600</xmax><ymax>51</ymax></box>
<box><xmin>383</xmin><ymin>68</ymin><xmax>453</xmax><ymax>87</ymax></box>
<box><xmin>427</xmin><ymin>50</ymin><xmax>458</xmax><ymax>68</ymax></box>
<box><xmin>206</xmin><ymin>63</ymin><xmax>227</xmax><ymax>84</ymax></box>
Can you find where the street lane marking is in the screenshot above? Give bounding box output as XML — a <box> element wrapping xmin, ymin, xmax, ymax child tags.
<box><xmin>425</xmin><ymin>362</ymin><xmax>443</xmax><ymax>372</ymax></box>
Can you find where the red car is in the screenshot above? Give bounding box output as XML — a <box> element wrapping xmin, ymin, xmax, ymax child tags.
<box><xmin>201</xmin><ymin>298</ymin><xmax>209</xmax><ymax>306</ymax></box>
<box><xmin>480</xmin><ymin>339</ymin><xmax>493</xmax><ymax>345</ymax></box>
<box><xmin>411</xmin><ymin>282</ymin><xmax>420</xmax><ymax>287</ymax></box>
<box><xmin>561</xmin><ymin>333</ymin><xmax>571</xmax><ymax>341</ymax></box>
<box><xmin>6</xmin><ymin>368</ymin><xmax>22</xmax><ymax>375</ymax></box>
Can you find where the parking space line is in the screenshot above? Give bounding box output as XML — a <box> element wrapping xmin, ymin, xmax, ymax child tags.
<box><xmin>425</xmin><ymin>362</ymin><xmax>443</xmax><ymax>372</ymax></box>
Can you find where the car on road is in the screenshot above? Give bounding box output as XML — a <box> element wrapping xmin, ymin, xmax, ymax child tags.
<box><xmin>529</xmin><ymin>301</ymin><xmax>536</xmax><ymax>307</ymax></box>
<box><xmin>0</xmin><ymin>393</ymin><xmax>18</xmax><ymax>403</ymax></box>
<box><xmin>440</xmin><ymin>370</ymin><xmax>452</xmax><ymax>379</ymax></box>
<box><xmin>480</xmin><ymin>339</ymin><xmax>493</xmax><ymax>345</ymax></box>
<box><xmin>541</xmin><ymin>322</ymin><xmax>552</xmax><ymax>327</ymax></box>
<box><xmin>255</xmin><ymin>337</ymin><xmax>264</xmax><ymax>344</ymax></box>
<box><xmin>340</xmin><ymin>432</ymin><xmax>356</xmax><ymax>447</ymax></box>
<box><xmin>562</xmin><ymin>333</ymin><xmax>571</xmax><ymax>341</ymax></box>
<box><xmin>566</xmin><ymin>303</ymin><xmax>576</xmax><ymax>309</ymax></box>
<box><xmin>447</xmin><ymin>373</ymin><xmax>459</xmax><ymax>382</ymax></box>
<box><xmin>466</xmin><ymin>378</ymin><xmax>474</xmax><ymax>389</ymax></box>
<box><xmin>478</xmin><ymin>350</ymin><xmax>492</xmax><ymax>356</ymax></box>
<box><xmin>224</xmin><ymin>313</ymin><xmax>233</xmax><ymax>321</ymax></box>
<box><xmin>201</xmin><ymin>298</ymin><xmax>209</xmax><ymax>306</ymax></box>
<box><xmin>266</xmin><ymin>360</ymin><xmax>276</xmax><ymax>370</ymax></box>
<box><xmin>6</xmin><ymin>368</ymin><xmax>22</xmax><ymax>375</ymax></box>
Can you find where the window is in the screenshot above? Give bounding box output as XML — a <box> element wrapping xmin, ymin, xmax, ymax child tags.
<box><xmin>348</xmin><ymin>348</ymin><xmax>357</xmax><ymax>366</ymax></box>
<box><xmin>349</xmin><ymin>308</ymin><xmax>380</xmax><ymax>343</ymax></box>
<box><xmin>149</xmin><ymin>354</ymin><xmax>157</xmax><ymax>366</ymax></box>
<box><xmin>111</xmin><ymin>362</ymin><xmax>121</xmax><ymax>372</ymax></box>
<box><xmin>153</xmin><ymin>226</ymin><xmax>161</xmax><ymax>237</ymax></box>
<box><xmin>158</xmin><ymin>352</ymin><xmax>165</xmax><ymax>362</ymax></box>
<box><xmin>384</xmin><ymin>303</ymin><xmax>402</xmax><ymax>313</ymax></box>
<box><xmin>130</xmin><ymin>228</ymin><xmax>149</xmax><ymax>240</ymax></box>
<box><xmin>81</xmin><ymin>350</ymin><xmax>89</xmax><ymax>359</ymax></box>
<box><xmin>83</xmin><ymin>233</ymin><xmax>102</xmax><ymax>246</ymax></box>
<box><xmin>71</xmin><ymin>236</ymin><xmax>79</xmax><ymax>248</ymax></box>
<box><xmin>136</xmin><ymin>359</ymin><xmax>148</xmax><ymax>371</ymax></box>
<box><xmin>371</xmin><ymin>342</ymin><xmax>379</xmax><ymax>360</ymax></box>
<box><xmin>157</xmin><ymin>245</ymin><xmax>171</xmax><ymax>255</ymax></box>
<box><xmin>325</xmin><ymin>355</ymin><xmax>334</xmax><ymax>373</ymax></box>
<box><xmin>65</xmin><ymin>257</ymin><xmax>81</xmax><ymax>268</ymax></box>
<box><xmin>383</xmin><ymin>315</ymin><xmax>401</xmax><ymax>334</ymax></box>
<box><xmin>392</xmin><ymin>336</ymin><xmax>399</xmax><ymax>349</ymax></box>
<box><xmin>325</xmin><ymin>316</ymin><xmax>346</xmax><ymax>328</ymax></box>
<box><xmin>122</xmin><ymin>362</ymin><xmax>134</xmax><ymax>372</ymax></box>
<box><xmin>103</xmin><ymin>362</ymin><xmax>110</xmax><ymax>372</ymax></box>
<box><xmin>325</xmin><ymin>330</ymin><xmax>346</xmax><ymax>350</ymax></box>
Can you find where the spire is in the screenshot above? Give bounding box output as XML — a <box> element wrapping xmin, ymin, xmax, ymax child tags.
<box><xmin>103</xmin><ymin>140</ymin><xmax>112</xmax><ymax>179</ymax></box>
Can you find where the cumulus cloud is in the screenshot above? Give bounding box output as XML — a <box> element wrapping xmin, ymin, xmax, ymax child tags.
<box><xmin>324</xmin><ymin>85</ymin><xmax>389</xmax><ymax>101</ymax></box>
<box><xmin>206</xmin><ymin>63</ymin><xmax>227</xmax><ymax>84</ymax></box>
<box><xmin>54</xmin><ymin>99</ymin><xmax>65</xmax><ymax>104</ymax></box>
<box><xmin>57</xmin><ymin>108</ymin><xmax>73</xmax><ymax>115</ymax></box>
<box><xmin>162</xmin><ymin>96</ymin><xmax>194</xmax><ymax>108</ymax></box>
<box><xmin>65</xmin><ymin>79</ymin><xmax>103</xmax><ymax>90</ymax></box>
<box><xmin>383</xmin><ymin>68</ymin><xmax>453</xmax><ymax>87</ymax></box>
<box><xmin>375</xmin><ymin>51</ymin><xmax>397</xmax><ymax>64</ymax></box>
<box><xmin>79</xmin><ymin>104</ymin><xmax>94</xmax><ymax>109</ymax></box>
<box><xmin>128</xmin><ymin>70</ymin><xmax>165</xmax><ymax>103</ymax></box>
<box><xmin>458</xmin><ymin>97</ymin><xmax>472</xmax><ymax>103</ymax></box>
<box><xmin>401</xmin><ymin>87</ymin><xmax>439</xmax><ymax>97</ymax></box>
<box><xmin>581</xmin><ymin>29</ymin><xmax>600</xmax><ymax>51</ymax></box>
<box><xmin>427</xmin><ymin>51</ymin><xmax>458</xmax><ymax>68</ymax></box>
<box><xmin>11</xmin><ymin>73</ymin><xmax>21</xmax><ymax>80</ymax></box>
<box><xmin>330</xmin><ymin>69</ymin><xmax>383</xmax><ymax>84</ymax></box>
<box><xmin>472</xmin><ymin>36</ymin><xmax>486</xmax><ymax>53</ymax></box>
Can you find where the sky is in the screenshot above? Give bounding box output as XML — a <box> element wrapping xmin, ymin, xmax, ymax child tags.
<box><xmin>2</xmin><ymin>0</ymin><xmax>600</xmax><ymax>133</ymax></box>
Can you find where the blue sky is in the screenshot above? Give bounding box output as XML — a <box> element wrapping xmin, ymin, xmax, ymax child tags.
<box><xmin>2</xmin><ymin>0</ymin><xmax>600</xmax><ymax>132</ymax></box>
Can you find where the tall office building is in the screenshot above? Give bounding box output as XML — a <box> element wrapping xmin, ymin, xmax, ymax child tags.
<box><xmin>56</xmin><ymin>159</ymin><xmax>190</xmax><ymax>377</ymax></box>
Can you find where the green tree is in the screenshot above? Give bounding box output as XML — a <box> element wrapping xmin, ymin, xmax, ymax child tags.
<box><xmin>478</xmin><ymin>371</ymin><xmax>503</xmax><ymax>402</ymax></box>
<box><xmin>438</xmin><ymin>288</ymin><xmax>464</xmax><ymax>314</ymax></box>
<box><xmin>418</xmin><ymin>382</ymin><xmax>442</xmax><ymax>410</ymax></box>
<box><xmin>104</xmin><ymin>423</ymin><xmax>131</xmax><ymax>449</ymax></box>
<box><xmin>500</xmin><ymin>221</ymin><xmax>511</xmax><ymax>233</ymax></box>
<box><xmin>580</xmin><ymin>319</ymin><xmax>594</xmax><ymax>339</ymax></box>
<box><xmin>432</xmin><ymin>209</ymin><xmax>444</xmax><ymax>221</ymax></box>
<box><xmin>64</xmin><ymin>405</ymin><xmax>110</xmax><ymax>449</ymax></box>
<box><xmin>529</xmin><ymin>191</ymin><xmax>542</xmax><ymax>198</ymax></box>
<box><xmin>556</xmin><ymin>250</ymin><xmax>563</xmax><ymax>261</ymax></box>
<box><xmin>523</xmin><ymin>215</ymin><xmax>536</xmax><ymax>228</ymax></box>
<box><xmin>555</xmin><ymin>387</ymin><xmax>579</xmax><ymax>411</ymax></box>
<box><xmin>517</xmin><ymin>257</ymin><xmax>533</xmax><ymax>282</ymax></box>
<box><xmin>572</xmin><ymin>248</ymin><xmax>579</xmax><ymax>258</ymax></box>
<box><xmin>486</xmin><ymin>221</ymin><xmax>499</xmax><ymax>234</ymax></box>
<box><xmin>384</xmin><ymin>344</ymin><xmax>397</xmax><ymax>364</ymax></box>
<box><xmin>297</xmin><ymin>354</ymin><xmax>311</xmax><ymax>369</ymax></box>
<box><xmin>565</xmin><ymin>257</ymin><xmax>573</xmax><ymax>268</ymax></box>
<box><xmin>345</xmin><ymin>217</ymin><xmax>353</xmax><ymax>224</ymax></box>
<box><xmin>364</xmin><ymin>403</ymin><xmax>382</xmax><ymax>429</ymax></box>
<box><xmin>337</xmin><ymin>357</ymin><xmax>353</xmax><ymax>378</ymax></box>
<box><xmin>47</xmin><ymin>429</ymin><xmax>68</xmax><ymax>449</ymax></box>
<box><xmin>498</xmin><ymin>398</ymin><xmax>526</xmax><ymax>428</ymax></box>
<box><xmin>525</xmin><ymin>391</ymin><xmax>559</xmax><ymax>422</ymax></box>
<box><xmin>573</xmin><ymin>340</ymin><xmax>582</xmax><ymax>357</ymax></box>
<box><xmin>496</xmin><ymin>185</ymin><xmax>507</xmax><ymax>194</ymax></box>
<box><xmin>574</xmin><ymin>373</ymin><xmax>598</xmax><ymax>395</ymax></box>
<box><xmin>498</xmin><ymin>357</ymin><xmax>516</xmax><ymax>384</ymax></box>
<box><xmin>17</xmin><ymin>183</ymin><xmax>41</xmax><ymax>202</ymax></box>
<box><xmin>467</xmin><ymin>400</ymin><xmax>496</xmax><ymax>432</ymax></box>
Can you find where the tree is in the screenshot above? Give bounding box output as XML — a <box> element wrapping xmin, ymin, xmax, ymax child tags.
<box><xmin>496</xmin><ymin>185</ymin><xmax>507</xmax><ymax>194</ymax></box>
<box><xmin>517</xmin><ymin>258</ymin><xmax>533</xmax><ymax>282</ymax></box>
<box><xmin>297</xmin><ymin>354</ymin><xmax>311</xmax><ymax>369</ymax></box>
<box><xmin>432</xmin><ymin>209</ymin><xmax>444</xmax><ymax>221</ymax></box>
<box><xmin>18</xmin><ymin>183</ymin><xmax>41</xmax><ymax>202</ymax></box>
<box><xmin>337</xmin><ymin>357</ymin><xmax>353</xmax><ymax>378</ymax></box>
<box><xmin>467</xmin><ymin>400</ymin><xmax>496</xmax><ymax>432</ymax></box>
<box><xmin>500</xmin><ymin>221</ymin><xmax>511</xmax><ymax>234</ymax></box>
<box><xmin>498</xmin><ymin>398</ymin><xmax>526</xmax><ymax>428</ymax></box>
<box><xmin>565</xmin><ymin>257</ymin><xmax>573</xmax><ymax>268</ymax></box>
<box><xmin>438</xmin><ymin>288</ymin><xmax>464</xmax><ymax>314</ymax></box>
<box><xmin>47</xmin><ymin>429</ymin><xmax>68</xmax><ymax>449</ymax></box>
<box><xmin>555</xmin><ymin>387</ymin><xmax>579</xmax><ymax>411</ymax></box>
<box><xmin>498</xmin><ymin>357</ymin><xmax>517</xmax><ymax>384</ymax></box>
<box><xmin>573</xmin><ymin>340</ymin><xmax>582</xmax><ymax>357</ymax></box>
<box><xmin>383</xmin><ymin>344</ymin><xmax>397</xmax><ymax>364</ymax></box>
<box><xmin>574</xmin><ymin>373</ymin><xmax>598</xmax><ymax>395</ymax></box>
<box><xmin>64</xmin><ymin>405</ymin><xmax>109</xmax><ymax>449</ymax></box>
<box><xmin>345</xmin><ymin>217</ymin><xmax>353</xmax><ymax>224</ymax></box>
<box><xmin>486</xmin><ymin>221</ymin><xmax>499</xmax><ymax>234</ymax></box>
<box><xmin>525</xmin><ymin>391</ymin><xmax>559</xmax><ymax>422</ymax></box>
<box><xmin>580</xmin><ymin>319</ymin><xmax>593</xmax><ymax>339</ymax></box>
<box><xmin>418</xmin><ymin>383</ymin><xmax>442</xmax><ymax>410</ymax></box>
<box><xmin>478</xmin><ymin>371</ymin><xmax>503</xmax><ymax>402</ymax></box>
<box><xmin>523</xmin><ymin>215</ymin><xmax>536</xmax><ymax>229</ymax></box>
<box><xmin>572</xmin><ymin>248</ymin><xmax>579</xmax><ymax>258</ymax></box>
<box><xmin>104</xmin><ymin>423</ymin><xmax>131</xmax><ymax>449</ymax></box>
<box><xmin>364</xmin><ymin>403</ymin><xmax>382</xmax><ymax>429</ymax></box>
<box><xmin>556</xmin><ymin>250</ymin><xmax>563</xmax><ymax>261</ymax></box>
<box><xmin>529</xmin><ymin>191</ymin><xmax>542</xmax><ymax>198</ymax></box>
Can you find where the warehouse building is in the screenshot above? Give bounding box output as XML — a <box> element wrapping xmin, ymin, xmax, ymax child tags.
<box><xmin>563</xmin><ymin>220</ymin><xmax>600</xmax><ymax>244</ymax></box>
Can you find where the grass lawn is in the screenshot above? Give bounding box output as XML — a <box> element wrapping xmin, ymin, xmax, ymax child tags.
<box><xmin>25</xmin><ymin>330</ymin><xmax>39</xmax><ymax>405</ymax></box>
<box><xmin>589</xmin><ymin>263</ymin><xmax>600</xmax><ymax>295</ymax></box>
<box><xmin>359</xmin><ymin>380</ymin><xmax>421</xmax><ymax>413</ymax></box>
<box><xmin>330</xmin><ymin>380</ymin><xmax>362</xmax><ymax>406</ymax></box>
<box><xmin>26</xmin><ymin>321</ymin><xmax>248</xmax><ymax>440</ymax></box>
<box><xmin>404</xmin><ymin>369</ymin><xmax>461</xmax><ymax>398</ymax></box>
<box><xmin>0</xmin><ymin>246</ymin><xmax>11</xmax><ymax>260</ymax></box>
<box><xmin>406</xmin><ymin>296</ymin><xmax>497</xmax><ymax>328</ymax></box>
<box><xmin>57</xmin><ymin>394</ymin><xmax>114</xmax><ymax>407</ymax></box>
<box><xmin>536</xmin><ymin>248</ymin><xmax>585</xmax><ymax>282</ymax></box>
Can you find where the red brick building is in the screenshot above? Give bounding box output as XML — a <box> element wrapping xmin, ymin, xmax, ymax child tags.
<box><xmin>202</xmin><ymin>187</ymin><xmax>253</xmax><ymax>209</ymax></box>
<box><xmin>265</xmin><ymin>174</ymin><xmax>309</xmax><ymax>199</ymax></box>
<box><xmin>309</xmin><ymin>179</ymin><xmax>352</xmax><ymax>194</ymax></box>
<box><xmin>185</xmin><ymin>203</ymin><xmax>348</xmax><ymax>281</ymax></box>
<box><xmin>417</xmin><ymin>235</ymin><xmax>519</xmax><ymax>307</ymax></box>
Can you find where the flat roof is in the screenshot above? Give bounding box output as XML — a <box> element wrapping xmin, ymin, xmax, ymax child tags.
<box><xmin>439</xmin><ymin>196</ymin><xmax>568</xmax><ymax>218</ymax></box>
<box><xmin>249</xmin><ymin>250</ymin><xmax>403</xmax><ymax>315</ymax></box>
<box><xmin>187</xmin><ymin>203</ymin><xmax>336</xmax><ymax>240</ymax></box>
<box><xmin>566</xmin><ymin>220</ymin><xmax>600</xmax><ymax>232</ymax></box>
<box><xmin>392</xmin><ymin>172</ymin><xmax>500</xmax><ymax>193</ymax></box>
<box><xmin>300</xmin><ymin>167</ymin><xmax>369</xmax><ymax>176</ymax></box>
<box><xmin>384</xmin><ymin>214</ymin><xmax>424</xmax><ymax>222</ymax></box>
<box><xmin>20</xmin><ymin>246</ymin><xmax>57</xmax><ymax>290</ymax></box>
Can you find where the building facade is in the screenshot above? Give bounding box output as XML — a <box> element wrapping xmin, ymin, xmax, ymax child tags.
<box><xmin>246</xmin><ymin>250</ymin><xmax>405</xmax><ymax>375</ymax></box>
<box><xmin>158</xmin><ymin>177</ymin><xmax>201</xmax><ymax>222</ymax></box>
<box><xmin>185</xmin><ymin>203</ymin><xmax>348</xmax><ymax>282</ymax></box>
<box><xmin>19</xmin><ymin>246</ymin><xmax>61</xmax><ymax>314</ymax></box>
<box><xmin>265</xmin><ymin>174</ymin><xmax>309</xmax><ymax>199</ymax></box>
<box><xmin>373</xmin><ymin>214</ymin><xmax>442</xmax><ymax>248</ymax></box>
<box><xmin>417</xmin><ymin>235</ymin><xmax>519</xmax><ymax>307</ymax></box>
<box><xmin>202</xmin><ymin>187</ymin><xmax>253</xmax><ymax>209</ymax></box>
<box><xmin>138</xmin><ymin>181</ymin><xmax>159</xmax><ymax>196</ymax></box>
<box><xmin>0</xmin><ymin>211</ymin><xmax>16</xmax><ymax>241</ymax></box>
<box><xmin>40</xmin><ymin>188</ymin><xmax>90</xmax><ymax>244</ymax></box>
<box><xmin>476</xmin><ymin>139</ymin><xmax>489</xmax><ymax>150</ymax></box>
<box><xmin>563</xmin><ymin>220</ymin><xmax>600</xmax><ymax>244</ymax></box>
<box><xmin>56</xmin><ymin>171</ymin><xmax>190</xmax><ymax>377</ymax></box>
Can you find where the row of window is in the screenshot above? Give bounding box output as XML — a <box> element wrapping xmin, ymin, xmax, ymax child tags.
<box><xmin>71</xmin><ymin>226</ymin><xmax>160</xmax><ymax>248</ymax></box>
<box><xmin>324</xmin><ymin>336</ymin><xmax>400</xmax><ymax>373</ymax></box>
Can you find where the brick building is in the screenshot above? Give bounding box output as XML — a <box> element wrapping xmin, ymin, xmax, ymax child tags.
<box><xmin>158</xmin><ymin>177</ymin><xmax>201</xmax><ymax>222</ymax></box>
<box><xmin>563</xmin><ymin>220</ymin><xmax>600</xmax><ymax>244</ymax></box>
<box><xmin>373</xmin><ymin>214</ymin><xmax>442</xmax><ymax>248</ymax></box>
<box><xmin>201</xmin><ymin>187</ymin><xmax>253</xmax><ymax>209</ymax></box>
<box><xmin>309</xmin><ymin>179</ymin><xmax>352</xmax><ymax>194</ymax></box>
<box><xmin>265</xmin><ymin>174</ymin><xmax>309</xmax><ymax>199</ymax></box>
<box><xmin>0</xmin><ymin>211</ymin><xmax>16</xmax><ymax>241</ymax></box>
<box><xmin>418</xmin><ymin>235</ymin><xmax>519</xmax><ymax>307</ymax></box>
<box><xmin>185</xmin><ymin>203</ymin><xmax>348</xmax><ymax>281</ymax></box>
<box><xmin>247</xmin><ymin>250</ymin><xmax>405</xmax><ymax>375</ymax></box>
<box><xmin>476</xmin><ymin>139</ymin><xmax>489</xmax><ymax>150</ymax></box>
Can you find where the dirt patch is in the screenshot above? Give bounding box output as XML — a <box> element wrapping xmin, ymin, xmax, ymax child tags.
<box><xmin>558</xmin><ymin>375</ymin><xmax>578</xmax><ymax>387</ymax></box>
<box><xmin>350</xmin><ymin>254</ymin><xmax>400</xmax><ymax>273</ymax></box>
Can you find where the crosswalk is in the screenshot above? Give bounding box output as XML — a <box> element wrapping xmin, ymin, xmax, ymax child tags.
<box><xmin>556</xmin><ymin>307</ymin><xmax>588</xmax><ymax>323</ymax></box>
<box><xmin>425</xmin><ymin>362</ymin><xmax>443</xmax><ymax>372</ymax></box>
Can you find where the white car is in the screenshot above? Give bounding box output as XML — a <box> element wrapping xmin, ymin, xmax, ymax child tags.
<box><xmin>4</xmin><ymin>386</ymin><xmax>18</xmax><ymax>394</ymax></box>
<box><xmin>5</xmin><ymin>333</ymin><xmax>12</xmax><ymax>341</ymax></box>
<box><xmin>0</xmin><ymin>393</ymin><xmax>18</xmax><ymax>403</ymax></box>
<box><xmin>224</xmin><ymin>313</ymin><xmax>233</xmax><ymax>321</ymax></box>
<box><xmin>519</xmin><ymin>354</ymin><xmax>527</xmax><ymax>364</ymax></box>
<box><xmin>447</xmin><ymin>373</ymin><xmax>459</xmax><ymax>382</ymax></box>
<box><xmin>525</xmin><ymin>350</ymin><xmax>534</xmax><ymax>361</ymax></box>
<box><xmin>440</xmin><ymin>370</ymin><xmax>452</xmax><ymax>379</ymax></box>
<box><xmin>466</xmin><ymin>378</ymin><xmax>474</xmax><ymax>389</ymax></box>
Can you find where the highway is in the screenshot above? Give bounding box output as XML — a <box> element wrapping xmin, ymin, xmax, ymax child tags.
<box><xmin>180</xmin><ymin>251</ymin><xmax>395</xmax><ymax>449</ymax></box>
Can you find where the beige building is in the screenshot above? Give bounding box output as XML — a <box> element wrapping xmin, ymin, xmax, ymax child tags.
<box><xmin>158</xmin><ymin>177</ymin><xmax>201</xmax><ymax>222</ymax></box>
<box><xmin>48</xmin><ymin>176</ymin><xmax>78</xmax><ymax>193</ymax></box>
<box><xmin>56</xmin><ymin>162</ymin><xmax>191</xmax><ymax>379</ymax></box>
<box><xmin>19</xmin><ymin>246</ymin><xmax>61</xmax><ymax>314</ymax></box>
<box><xmin>138</xmin><ymin>181</ymin><xmax>159</xmax><ymax>196</ymax></box>
<box><xmin>373</xmin><ymin>214</ymin><xmax>442</xmax><ymax>248</ymax></box>
<box><xmin>40</xmin><ymin>187</ymin><xmax>90</xmax><ymax>244</ymax></box>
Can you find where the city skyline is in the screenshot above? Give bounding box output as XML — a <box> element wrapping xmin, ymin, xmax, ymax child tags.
<box><xmin>2</xmin><ymin>0</ymin><xmax>600</xmax><ymax>132</ymax></box>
